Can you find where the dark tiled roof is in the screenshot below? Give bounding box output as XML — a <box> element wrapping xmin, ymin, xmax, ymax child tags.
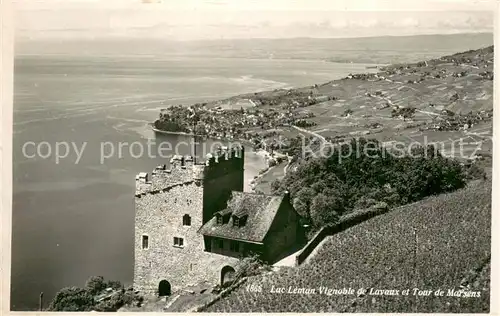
<box><xmin>217</xmin><ymin>208</ymin><xmax>233</xmax><ymax>216</ymax></box>
<box><xmin>199</xmin><ymin>191</ymin><xmax>284</xmax><ymax>243</ymax></box>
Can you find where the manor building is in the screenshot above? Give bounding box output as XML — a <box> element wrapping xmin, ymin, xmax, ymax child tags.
<box><xmin>134</xmin><ymin>146</ymin><xmax>301</xmax><ymax>296</ymax></box>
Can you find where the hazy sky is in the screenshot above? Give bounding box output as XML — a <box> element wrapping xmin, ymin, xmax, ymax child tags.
<box><xmin>15</xmin><ymin>0</ymin><xmax>495</xmax><ymax>40</ymax></box>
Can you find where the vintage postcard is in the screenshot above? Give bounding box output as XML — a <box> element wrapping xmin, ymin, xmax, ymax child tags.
<box><xmin>1</xmin><ymin>0</ymin><xmax>498</xmax><ymax>314</ymax></box>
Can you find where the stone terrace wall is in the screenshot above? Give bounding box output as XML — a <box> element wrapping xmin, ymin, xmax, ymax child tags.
<box><xmin>202</xmin><ymin>146</ymin><xmax>245</xmax><ymax>222</ymax></box>
<box><xmin>134</xmin><ymin>182</ymin><xmax>238</xmax><ymax>294</ymax></box>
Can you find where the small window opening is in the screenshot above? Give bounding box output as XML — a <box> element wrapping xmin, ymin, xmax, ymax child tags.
<box><xmin>217</xmin><ymin>238</ymin><xmax>224</xmax><ymax>249</ymax></box>
<box><xmin>174</xmin><ymin>237</ymin><xmax>184</xmax><ymax>248</ymax></box>
<box><xmin>230</xmin><ymin>241</ymin><xmax>239</xmax><ymax>252</ymax></box>
<box><xmin>216</xmin><ymin>214</ymin><xmax>223</xmax><ymax>225</ymax></box>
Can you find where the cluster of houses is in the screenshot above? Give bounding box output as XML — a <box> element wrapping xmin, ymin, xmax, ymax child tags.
<box><xmin>155</xmin><ymin>92</ymin><xmax>331</xmax><ymax>145</ymax></box>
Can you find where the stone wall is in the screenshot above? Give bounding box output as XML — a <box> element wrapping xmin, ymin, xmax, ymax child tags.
<box><xmin>202</xmin><ymin>147</ymin><xmax>245</xmax><ymax>223</ymax></box>
<box><xmin>133</xmin><ymin>146</ymin><xmax>245</xmax><ymax>294</ymax></box>
<box><xmin>263</xmin><ymin>194</ymin><xmax>301</xmax><ymax>263</ymax></box>
<box><xmin>294</xmin><ymin>204</ymin><xmax>391</xmax><ymax>265</ymax></box>
<box><xmin>203</xmin><ymin>171</ymin><xmax>244</xmax><ymax>223</ymax></box>
<box><xmin>135</xmin><ymin>163</ymin><xmax>196</xmax><ymax>197</ymax></box>
<box><xmin>209</xmin><ymin>237</ymin><xmax>243</xmax><ymax>258</ymax></box>
<box><xmin>208</xmin><ymin>237</ymin><xmax>264</xmax><ymax>258</ymax></box>
<box><xmin>134</xmin><ymin>181</ymin><xmax>238</xmax><ymax>294</ymax></box>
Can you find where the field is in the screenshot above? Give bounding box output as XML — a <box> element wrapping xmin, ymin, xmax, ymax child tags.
<box><xmin>204</xmin><ymin>46</ymin><xmax>493</xmax><ymax>163</ymax></box>
<box><xmin>252</xmin><ymin>161</ymin><xmax>288</xmax><ymax>194</ymax></box>
<box><xmin>204</xmin><ymin>179</ymin><xmax>491</xmax><ymax>313</ymax></box>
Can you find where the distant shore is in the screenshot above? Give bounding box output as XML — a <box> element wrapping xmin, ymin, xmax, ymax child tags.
<box><xmin>152</xmin><ymin>124</ymin><xmax>272</xmax><ymax>191</ymax></box>
<box><xmin>152</xmin><ymin>126</ymin><xmax>198</xmax><ymax>137</ymax></box>
<box><xmin>152</xmin><ymin>127</ymin><xmax>188</xmax><ymax>136</ymax></box>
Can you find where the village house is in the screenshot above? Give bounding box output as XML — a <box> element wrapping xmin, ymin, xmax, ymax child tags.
<box><xmin>199</xmin><ymin>190</ymin><xmax>300</xmax><ymax>263</ymax></box>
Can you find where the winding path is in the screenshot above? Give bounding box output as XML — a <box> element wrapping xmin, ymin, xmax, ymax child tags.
<box><xmin>291</xmin><ymin>125</ymin><xmax>327</xmax><ymax>143</ymax></box>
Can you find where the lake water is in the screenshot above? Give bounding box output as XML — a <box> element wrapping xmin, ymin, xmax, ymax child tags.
<box><xmin>11</xmin><ymin>55</ymin><xmax>374</xmax><ymax>310</ymax></box>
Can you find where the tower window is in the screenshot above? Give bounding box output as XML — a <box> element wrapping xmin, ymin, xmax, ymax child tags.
<box><xmin>183</xmin><ymin>214</ymin><xmax>191</xmax><ymax>226</ymax></box>
<box><xmin>216</xmin><ymin>214</ymin><xmax>223</xmax><ymax>225</ymax></box>
<box><xmin>233</xmin><ymin>217</ymin><xmax>240</xmax><ymax>227</ymax></box>
<box><xmin>142</xmin><ymin>235</ymin><xmax>149</xmax><ymax>249</ymax></box>
<box><xmin>173</xmin><ymin>237</ymin><xmax>184</xmax><ymax>248</ymax></box>
<box><xmin>216</xmin><ymin>238</ymin><xmax>224</xmax><ymax>249</ymax></box>
<box><xmin>230</xmin><ymin>240</ymin><xmax>240</xmax><ymax>252</ymax></box>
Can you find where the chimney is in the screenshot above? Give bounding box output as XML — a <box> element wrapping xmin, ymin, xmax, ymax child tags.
<box><xmin>137</xmin><ymin>172</ymin><xmax>149</xmax><ymax>183</ymax></box>
<box><xmin>184</xmin><ymin>155</ymin><xmax>194</xmax><ymax>167</ymax></box>
<box><xmin>39</xmin><ymin>292</ymin><xmax>44</xmax><ymax>311</ymax></box>
<box><xmin>155</xmin><ymin>164</ymin><xmax>166</xmax><ymax>171</ymax></box>
<box><xmin>284</xmin><ymin>190</ymin><xmax>290</xmax><ymax>202</ymax></box>
<box><xmin>170</xmin><ymin>155</ymin><xmax>185</xmax><ymax>168</ymax></box>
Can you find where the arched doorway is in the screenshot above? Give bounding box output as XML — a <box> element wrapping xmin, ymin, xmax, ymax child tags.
<box><xmin>220</xmin><ymin>266</ymin><xmax>236</xmax><ymax>287</ymax></box>
<box><xmin>158</xmin><ymin>280</ymin><xmax>171</xmax><ymax>296</ymax></box>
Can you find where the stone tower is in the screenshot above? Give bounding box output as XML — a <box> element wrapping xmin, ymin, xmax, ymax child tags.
<box><xmin>133</xmin><ymin>146</ymin><xmax>244</xmax><ymax>295</ymax></box>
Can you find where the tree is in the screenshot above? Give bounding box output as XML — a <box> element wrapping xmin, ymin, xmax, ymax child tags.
<box><xmin>402</xmin><ymin>107</ymin><xmax>416</xmax><ymax>120</ymax></box>
<box><xmin>353</xmin><ymin>196</ymin><xmax>378</xmax><ymax>210</ymax></box>
<box><xmin>47</xmin><ymin>287</ymin><xmax>94</xmax><ymax>311</ymax></box>
<box><xmin>48</xmin><ymin>277</ymin><xmax>130</xmax><ymax>312</ymax></box>
<box><xmin>94</xmin><ymin>291</ymin><xmax>136</xmax><ymax>312</ymax></box>
<box><xmin>392</xmin><ymin>107</ymin><xmax>416</xmax><ymax>121</ymax></box>
<box><xmin>342</xmin><ymin>108</ymin><xmax>353</xmax><ymax>117</ymax></box>
<box><xmin>279</xmin><ymin>137</ymin><xmax>467</xmax><ymax>228</ymax></box>
<box><xmin>310</xmin><ymin>193</ymin><xmax>341</xmax><ymax>227</ymax></box>
<box><xmin>85</xmin><ymin>276</ymin><xmax>106</xmax><ymax>295</ymax></box>
<box><xmin>311</xmin><ymin>180</ymin><xmax>327</xmax><ymax>194</ymax></box>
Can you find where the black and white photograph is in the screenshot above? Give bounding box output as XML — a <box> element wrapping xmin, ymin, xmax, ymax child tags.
<box><xmin>1</xmin><ymin>0</ymin><xmax>497</xmax><ymax>313</ymax></box>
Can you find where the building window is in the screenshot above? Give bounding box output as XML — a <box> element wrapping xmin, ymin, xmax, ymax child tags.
<box><xmin>183</xmin><ymin>214</ymin><xmax>191</xmax><ymax>226</ymax></box>
<box><xmin>230</xmin><ymin>240</ymin><xmax>240</xmax><ymax>252</ymax></box>
<box><xmin>216</xmin><ymin>238</ymin><xmax>224</xmax><ymax>249</ymax></box>
<box><xmin>142</xmin><ymin>235</ymin><xmax>149</xmax><ymax>249</ymax></box>
<box><xmin>216</xmin><ymin>214</ymin><xmax>223</xmax><ymax>225</ymax></box>
<box><xmin>233</xmin><ymin>217</ymin><xmax>240</xmax><ymax>227</ymax></box>
<box><xmin>173</xmin><ymin>237</ymin><xmax>184</xmax><ymax>248</ymax></box>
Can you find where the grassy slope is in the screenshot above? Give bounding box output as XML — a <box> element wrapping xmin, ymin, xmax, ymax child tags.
<box><xmin>306</xmin><ymin>46</ymin><xmax>494</xmax><ymax>137</ymax></box>
<box><xmin>205</xmin><ymin>179</ymin><xmax>491</xmax><ymax>313</ymax></box>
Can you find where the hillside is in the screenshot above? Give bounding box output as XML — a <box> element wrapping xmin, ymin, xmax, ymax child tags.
<box><xmin>160</xmin><ymin>45</ymin><xmax>493</xmax><ymax>171</ymax></box>
<box><xmin>17</xmin><ymin>33</ymin><xmax>492</xmax><ymax>65</ymax></box>
<box><xmin>204</xmin><ymin>179</ymin><xmax>491</xmax><ymax>313</ymax></box>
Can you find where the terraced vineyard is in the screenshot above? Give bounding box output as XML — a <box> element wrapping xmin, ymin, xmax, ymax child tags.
<box><xmin>204</xmin><ymin>180</ymin><xmax>491</xmax><ymax>313</ymax></box>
